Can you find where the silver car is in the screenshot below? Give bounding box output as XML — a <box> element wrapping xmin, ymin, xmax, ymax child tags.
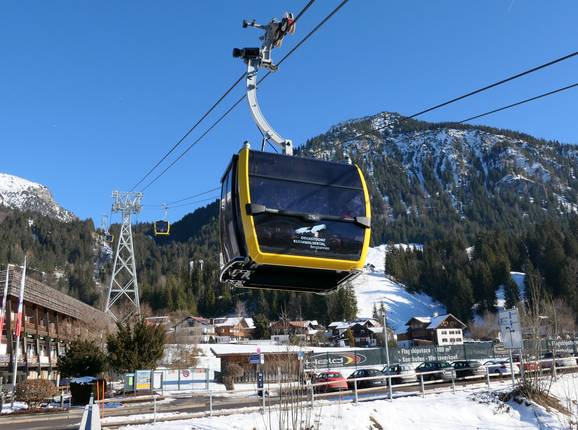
<box><xmin>382</xmin><ymin>363</ymin><xmax>417</xmax><ymax>385</ymax></box>
<box><xmin>540</xmin><ymin>352</ymin><xmax>576</xmax><ymax>369</ymax></box>
<box><xmin>483</xmin><ymin>359</ymin><xmax>518</xmax><ymax>376</ymax></box>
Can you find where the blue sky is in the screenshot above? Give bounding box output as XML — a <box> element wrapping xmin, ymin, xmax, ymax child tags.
<box><xmin>1</xmin><ymin>1</ymin><xmax>577</xmax><ymax>223</ymax></box>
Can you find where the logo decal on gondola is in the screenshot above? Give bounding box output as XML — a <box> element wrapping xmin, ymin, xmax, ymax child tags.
<box><xmin>294</xmin><ymin>224</ymin><xmax>330</xmax><ymax>251</ymax></box>
<box><xmin>295</xmin><ymin>224</ymin><xmax>326</xmax><ymax>237</ymax></box>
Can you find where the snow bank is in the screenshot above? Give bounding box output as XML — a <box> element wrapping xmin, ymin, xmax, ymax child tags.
<box><xmin>116</xmin><ymin>387</ymin><xmax>566</xmax><ymax>430</ymax></box>
<box><xmin>354</xmin><ymin>245</ymin><xmax>445</xmax><ymax>331</ymax></box>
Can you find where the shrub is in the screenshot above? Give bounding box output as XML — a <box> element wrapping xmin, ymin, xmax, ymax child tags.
<box><xmin>222</xmin><ymin>363</ymin><xmax>244</xmax><ymax>391</ymax></box>
<box><xmin>58</xmin><ymin>339</ymin><xmax>107</xmax><ymax>377</ymax></box>
<box><xmin>15</xmin><ymin>380</ymin><xmax>58</xmax><ymax>408</ymax></box>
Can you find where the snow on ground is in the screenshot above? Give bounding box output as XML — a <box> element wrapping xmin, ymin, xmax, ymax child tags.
<box><xmin>495</xmin><ymin>272</ymin><xmax>526</xmax><ymax>310</ymax></box>
<box><xmin>510</xmin><ymin>272</ymin><xmax>526</xmax><ymax>299</ymax></box>
<box><xmin>354</xmin><ymin>245</ymin><xmax>445</xmax><ymax>331</ymax></box>
<box><xmin>115</xmin><ymin>386</ymin><xmax>566</xmax><ymax>430</ymax></box>
<box><xmin>545</xmin><ymin>373</ymin><xmax>578</xmax><ymax>428</ymax></box>
<box><xmin>0</xmin><ymin>401</ymin><xmax>28</xmax><ymax>414</ymax></box>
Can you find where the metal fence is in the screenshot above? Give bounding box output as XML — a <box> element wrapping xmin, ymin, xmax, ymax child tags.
<box><xmin>305</xmin><ymin>339</ymin><xmax>578</xmax><ymax>370</ymax></box>
<box><xmin>124</xmin><ymin>368</ymin><xmax>211</xmax><ymax>393</ymax></box>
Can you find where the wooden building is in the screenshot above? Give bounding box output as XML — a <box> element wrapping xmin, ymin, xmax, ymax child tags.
<box><xmin>211</xmin><ymin>347</ymin><xmax>308</xmax><ymax>383</ymax></box>
<box><xmin>212</xmin><ymin>317</ymin><xmax>255</xmax><ymax>341</ymax></box>
<box><xmin>398</xmin><ymin>314</ymin><xmax>466</xmax><ymax>347</ymax></box>
<box><xmin>269</xmin><ymin>319</ymin><xmax>323</xmax><ymax>343</ymax></box>
<box><xmin>171</xmin><ymin>316</ymin><xmax>215</xmax><ymax>344</ymax></box>
<box><xmin>0</xmin><ymin>267</ymin><xmax>108</xmax><ymax>385</ymax></box>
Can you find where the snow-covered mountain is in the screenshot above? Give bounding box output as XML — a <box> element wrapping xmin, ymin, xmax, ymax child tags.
<box><xmin>353</xmin><ymin>245</ymin><xmax>445</xmax><ymax>332</ymax></box>
<box><xmin>0</xmin><ymin>173</ymin><xmax>75</xmax><ymax>222</ymax></box>
<box><xmin>300</xmin><ymin>112</ymin><xmax>578</xmax><ymax>242</ymax></box>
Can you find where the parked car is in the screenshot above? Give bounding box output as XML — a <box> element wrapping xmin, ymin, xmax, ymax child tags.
<box><xmin>347</xmin><ymin>369</ymin><xmax>387</xmax><ymax>389</ymax></box>
<box><xmin>512</xmin><ymin>354</ymin><xmax>540</xmax><ymax>372</ymax></box>
<box><xmin>483</xmin><ymin>359</ymin><xmax>518</xmax><ymax>376</ymax></box>
<box><xmin>451</xmin><ymin>360</ymin><xmax>486</xmax><ymax>379</ymax></box>
<box><xmin>540</xmin><ymin>352</ymin><xmax>576</xmax><ymax>369</ymax></box>
<box><xmin>415</xmin><ymin>361</ymin><xmax>452</xmax><ymax>381</ymax></box>
<box><xmin>312</xmin><ymin>371</ymin><xmax>348</xmax><ymax>392</ymax></box>
<box><xmin>382</xmin><ymin>364</ymin><xmax>418</xmax><ymax>385</ymax></box>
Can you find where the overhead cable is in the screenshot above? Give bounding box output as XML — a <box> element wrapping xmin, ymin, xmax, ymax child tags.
<box><xmin>458</xmin><ymin>82</ymin><xmax>578</xmax><ymax>123</ymax></box>
<box><xmin>139</xmin><ymin>0</ymin><xmax>349</xmax><ymax>192</ymax></box>
<box><xmin>130</xmin><ymin>0</ymin><xmax>318</xmax><ymax>192</ymax></box>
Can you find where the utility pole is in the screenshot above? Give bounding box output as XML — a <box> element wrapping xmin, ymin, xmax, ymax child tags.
<box><xmin>11</xmin><ymin>257</ymin><xmax>26</xmax><ymax>407</ymax></box>
<box><xmin>105</xmin><ymin>191</ymin><xmax>143</xmax><ymax>322</ymax></box>
<box><xmin>382</xmin><ymin>301</ymin><xmax>390</xmax><ymax>369</ymax></box>
<box><xmin>0</xmin><ymin>265</ymin><xmax>10</xmax><ymax>346</ymax></box>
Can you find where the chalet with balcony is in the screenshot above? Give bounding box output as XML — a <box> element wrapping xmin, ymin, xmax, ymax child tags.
<box><xmin>328</xmin><ymin>318</ymin><xmax>393</xmax><ymax>347</ymax></box>
<box><xmin>171</xmin><ymin>316</ymin><xmax>215</xmax><ymax>344</ymax></box>
<box><xmin>212</xmin><ymin>317</ymin><xmax>255</xmax><ymax>341</ymax></box>
<box><xmin>269</xmin><ymin>319</ymin><xmax>323</xmax><ymax>343</ymax></box>
<box><xmin>398</xmin><ymin>314</ymin><xmax>466</xmax><ymax>347</ymax></box>
<box><xmin>0</xmin><ymin>267</ymin><xmax>108</xmax><ymax>385</ymax></box>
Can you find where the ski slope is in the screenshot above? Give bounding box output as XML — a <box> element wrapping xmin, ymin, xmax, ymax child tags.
<box><xmin>353</xmin><ymin>245</ymin><xmax>445</xmax><ymax>332</ymax></box>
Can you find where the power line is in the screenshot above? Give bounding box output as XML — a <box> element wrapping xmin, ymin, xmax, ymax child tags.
<box><xmin>130</xmin><ymin>0</ymin><xmax>318</xmax><ymax>192</ymax></box>
<box><xmin>166</xmin><ymin>186</ymin><xmax>221</xmax><ymax>205</ymax></box>
<box><xmin>333</xmin><ymin>50</ymin><xmax>578</xmax><ymax>146</ymax></box>
<box><xmin>140</xmin><ymin>96</ymin><xmax>246</xmax><ymax>191</ymax></box>
<box><xmin>130</xmin><ymin>73</ymin><xmax>246</xmax><ymax>192</ymax></box>
<box><xmin>139</xmin><ymin>0</ymin><xmax>349</xmax><ymax>192</ymax></box>
<box><xmin>142</xmin><ymin>47</ymin><xmax>575</xmax><ymax>202</ymax></box>
<box><xmin>406</xmin><ymin>50</ymin><xmax>577</xmax><ymax>120</ymax></box>
<box><xmin>457</xmin><ymin>82</ymin><xmax>578</xmax><ymax>124</ymax></box>
<box><xmin>142</xmin><ymin>195</ymin><xmax>219</xmax><ymax>211</ymax></box>
<box><xmin>166</xmin><ymin>195</ymin><xmax>220</xmax><ymax>209</ymax></box>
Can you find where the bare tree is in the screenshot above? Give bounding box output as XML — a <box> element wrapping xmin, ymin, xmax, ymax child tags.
<box><xmin>467</xmin><ymin>311</ymin><xmax>499</xmax><ymax>340</ymax></box>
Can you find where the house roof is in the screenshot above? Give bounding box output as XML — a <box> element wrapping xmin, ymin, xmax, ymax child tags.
<box><xmin>328</xmin><ymin>321</ymin><xmax>351</xmax><ymax>330</ymax></box>
<box><xmin>426</xmin><ymin>314</ymin><xmax>466</xmax><ymax>329</ymax></box>
<box><xmin>405</xmin><ymin>314</ymin><xmax>466</xmax><ymax>329</ymax></box>
<box><xmin>407</xmin><ymin>317</ymin><xmax>432</xmax><ymax>325</ymax></box>
<box><xmin>329</xmin><ymin>319</ymin><xmax>383</xmax><ymax>331</ymax></box>
<box><xmin>175</xmin><ymin>316</ymin><xmax>211</xmax><ymax>327</ymax></box>
<box><xmin>214</xmin><ymin>317</ymin><xmax>255</xmax><ymax>329</ymax></box>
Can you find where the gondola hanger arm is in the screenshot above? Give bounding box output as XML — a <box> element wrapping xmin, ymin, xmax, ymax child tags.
<box><xmin>233</xmin><ymin>13</ymin><xmax>295</xmax><ymax>155</ymax></box>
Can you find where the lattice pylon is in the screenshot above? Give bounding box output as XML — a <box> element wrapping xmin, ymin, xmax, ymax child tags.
<box><xmin>105</xmin><ymin>191</ymin><xmax>142</xmax><ymax>322</ymax></box>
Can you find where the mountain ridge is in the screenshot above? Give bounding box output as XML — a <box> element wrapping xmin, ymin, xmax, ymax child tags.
<box><xmin>299</xmin><ymin>112</ymin><xmax>578</xmax><ymax>243</ymax></box>
<box><xmin>0</xmin><ymin>172</ymin><xmax>75</xmax><ymax>222</ymax></box>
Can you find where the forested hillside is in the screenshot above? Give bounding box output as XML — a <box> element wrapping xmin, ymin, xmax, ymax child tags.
<box><xmin>299</xmin><ymin>112</ymin><xmax>578</xmax><ymax>245</ymax></box>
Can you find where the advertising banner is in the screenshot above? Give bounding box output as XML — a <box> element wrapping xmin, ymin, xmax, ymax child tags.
<box><xmin>135</xmin><ymin>370</ymin><xmax>151</xmax><ymax>390</ymax></box>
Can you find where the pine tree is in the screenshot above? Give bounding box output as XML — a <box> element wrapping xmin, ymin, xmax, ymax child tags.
<box><xmin>107</xmin><ymin>318</ymin><xmax>166</xmax><ymax>374</ymax></box>
<box><xmin>504</xmin><ymin>277</ymin><xmax>521</xmax><ymax>308</ymax></box>
<box><xmin>252</xmin><ymin>314</ymin><xmax>270</xmax><ymax>339</ymax></box>
<box><xmin>58</xmin><ymin>339</ymin><xmax>107</xmax><ymax>377</ymax></box>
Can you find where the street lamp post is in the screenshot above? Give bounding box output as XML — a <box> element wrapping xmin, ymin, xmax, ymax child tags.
<box><xmin>382</xmin><ymin>301</ymin><xmax>390</xmax><ymax>369</ymax></box>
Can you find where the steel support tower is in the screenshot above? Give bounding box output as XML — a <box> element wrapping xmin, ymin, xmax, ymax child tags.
<box><xmin>105</xmin><ymin>191</ymin><xmax>143</xmax><ymax>322</ymax></box>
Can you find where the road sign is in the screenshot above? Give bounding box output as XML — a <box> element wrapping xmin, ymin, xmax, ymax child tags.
<box><xmin>257</xmin><ymin>370</ymin><xmax>264</xmax><ymax>389</ymax></box>
<box><xmin>499</xmin><ymin>307</ymin><xmax>523</xmax><ymax>349</ymax></box>
<box><xmin>493</xmin><ymin>343</ymin><xmax>507</xmax><ymax>355</ymax></box>
<box><xmin>249</xmin><ymin>353</ymin><xmax>265</xmax><ymax>364</ymax></box>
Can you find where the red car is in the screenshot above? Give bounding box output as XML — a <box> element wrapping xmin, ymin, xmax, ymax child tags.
<box><xmin>512</xmin><ymin>355</ymin><xmax>540</xmax><ymax>372</ymax></box>
<box><xmin>313</xmin><ymin>371</ymin><xmax>348</xmax><ymax>392</ymax></box>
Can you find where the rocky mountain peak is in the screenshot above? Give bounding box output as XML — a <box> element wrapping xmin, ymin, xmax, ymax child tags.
<box><xmin>0</xmin><ymin>173</ymin><xmax>75</xmax><ymax>222</ymax></box>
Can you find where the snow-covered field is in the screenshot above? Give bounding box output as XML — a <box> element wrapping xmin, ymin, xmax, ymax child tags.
<box><xmin>354</xmin><ymin>245</ymin><xmax>445</xmax><ymax>331</ymax></box>
<box><xmin>0</xmin><ymin>401</ymin><xmax>28</xmax><ymax>414</ymax></box>
<box><xmin>115</xmin><ymin>379</ymin><xmax>576</xmax><ymax>430</ymax></box>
